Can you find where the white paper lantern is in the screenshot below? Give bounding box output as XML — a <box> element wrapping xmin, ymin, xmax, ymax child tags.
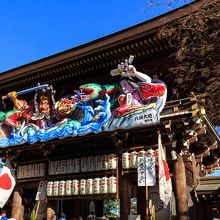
<box><xmin>130</xmin><ymin>150</ymin><xmax>138</xmax><ymax>168</ymax></box>
<box><xmin>72</xmin><ymin>179</ymin><xmax>79</xmax><ymax>195</ymax></box>
<box><xmin>60</xmin><ymin>160</ymin><xmax>67</xmax><ymax>174</ymax></box>
<box><xmin>108</xmin><ymin>154</ymin><xmax>117</xmax><ymax>170</ymax></box>
<box><xmin>16</xmin><ymin>166</ymin><xmax>22</xmax><ymax>179</ymax></box>
<box><xmin>49</xmin><ymin>161</ymin><xmax>55</xmax><ymax>175</ymax></box>
<box><xmin>33</xmin><ymin>164</ymin><xmax>39</xmax><ymax>177</ymax></box>
<box><xmin>66</xmin><ymin>180</ymin><xmax>72</xmax><ymax>195</ymax></box>
<box><xmin>66</xmin><ymin>159</ymin><xmax>74</xmax><ymax>173</ymax></box>
<box><xmin>122</xmin><ymin>152</ymin><xmax>130</xmax><ymax>169</ymax></box>
<box><xmin>29</xmin><ymin>164</ymin><xmax>35</xmax><ymax>177</ymax></box>
<box><xmin>74</xmin><ymin>158</ymin><xmax>80</xmax><ymax>173</ymax></box>
<box><xmin>25</xmin><ymin>165</ymin><xmax>31</xmax><ymax>178</ymax></box>
<box><xmin>87</xmin><ymin>156</ymin><xmax>94</xmax><ymax>172</ymax></box>
<box><xmin>138</xmin><ymin>149</ymin><xmax>147</xmax><ymax>157</ymax></box>
<box><xmin>28</xmin><ymin>164</ymin><xmax>32</xmax><ymax>178</ymax></box>
<box><xmin>36</xmin><ymin>163</ymin><xmax>42</xmax><ymax>177</ymax></box>
<box><xmin>39</xmin><ymin>163</ymin><xmax>45</xmax><ymax>177</ymax></box>
<box><xmin>108</xmin><ymin>176</ymin><xmax>117</xmax><ymax>194</ymax></box>
<box><xmin>81</xmin><ymin>157</ymin><xmax>87</xmax><ymax>172</ymax></box>
<box><xmin>58</xmin><ymin>180</ymin><xmax>66</xmax><ymax>196</ymax></box>
<box><xmin>18</xmin><ymin>166</ymin><xmax>24</xmax><ymax>179</ymax></box>
<box><xmin>93</xmin><ymin>178</ymin><xmax>101</xmax><ymax>194</ymax></box>
<box><xmin>21</xmin><ymin>165</ymin><xmax>25</xmax><ymax>179</ymax></box>
<box><xmin>101</xmin><ymin>177</ymin><xmax>108</xmax><ymax>194</ymax></box>
<box><xmin>47</xmin><ymin>181</ymin><xmax>53</xmax><ymax>196</ymax></box>
<box><xmin>80</xmin><ymin>179</ymin><xmax>86</xmax><ymax>195</ymax></box>
<box><xmin>86</xmin><ymin>178</ymin><xmax>94</xmax><ymax>195</ymax></box>
<box><xmin>94</xmin><ymin>156</ymin><xmax>101</xmax><ymax>171</ymax></box>
<box><xmin>23</xmin><ymin>165</ymin><xmax>29</xmax><ymax>178</ymax></box>
<box><xmin>53</xmin><ymin>181</ymin><xmax>59</xmax><ymax>196</ymax></box>
<box><xmin>54</xmin><ymin>161</ymin><xmax>60</xmax><ymax>175</ymax></box>
<box><xmin>101</xmin><ymin>155</ymin><xmax>109</xmax><ymax>170</ymax></box>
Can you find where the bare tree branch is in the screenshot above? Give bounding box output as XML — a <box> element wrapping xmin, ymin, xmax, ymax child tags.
<box><xmin>157</xmin><ymin>0</ymin><xmax>220</xmax><ymax>125</ymax></box>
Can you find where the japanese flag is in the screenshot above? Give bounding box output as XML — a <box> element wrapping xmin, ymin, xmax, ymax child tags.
<box><xmin>0</xmin><ymin>159</ymin><xmax>16</xmax><ymax>208</ymax></box>
<box><xmin>158</xmin><ymin>133</ymin><xmax>172</xmax><ymax>207</ymax></box>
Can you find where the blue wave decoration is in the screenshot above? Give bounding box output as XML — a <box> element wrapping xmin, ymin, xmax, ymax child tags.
<box><xmin>0</xmin><ymin>95</ymin><xmax>111</xmax><ymax>147</ymax></box>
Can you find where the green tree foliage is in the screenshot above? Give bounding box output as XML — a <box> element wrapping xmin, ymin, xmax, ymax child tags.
<box><xmin>103</xmin><ymin>199</ymin><xmax>120</xmax><ymax>218</ymax></box>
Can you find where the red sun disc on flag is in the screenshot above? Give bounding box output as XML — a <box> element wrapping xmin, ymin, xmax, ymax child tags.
<box><xmin>0</xmin><ymin>173</ymin><xmax>12</xmax><ymax>190</ymax></box>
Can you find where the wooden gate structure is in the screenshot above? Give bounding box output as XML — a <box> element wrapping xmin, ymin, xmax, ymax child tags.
<box><xmin>0</xmin><ymin>1</ymin><xmax>219</xmax><ymax>220</ymax></box>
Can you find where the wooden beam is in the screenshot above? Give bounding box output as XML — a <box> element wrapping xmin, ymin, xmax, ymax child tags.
<box><xmin>202</xmin><ymin>115</ymin><xmax>220</xmax><ymax>144</ymax></box>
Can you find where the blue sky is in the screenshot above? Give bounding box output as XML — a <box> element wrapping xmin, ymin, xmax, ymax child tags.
<box><xmin>0</xmin><ymin>0</ymin><xmax>219</xmax><ymax>176</ymax></box>
<box><xmin>0</xmin><ymin>0</ymin><xmax>193</xmax><ymax>72</ymax></box>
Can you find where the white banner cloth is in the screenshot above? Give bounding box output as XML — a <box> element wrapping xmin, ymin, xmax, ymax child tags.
<box><xmin>0</xmin><ymin>159</ymin><xmax>16</xmax><ymax>208</ymax></box>
<box><xmin>158</xmin><ymin>133</ymin><xmax>172</xmax><ymax>207</ymax></box>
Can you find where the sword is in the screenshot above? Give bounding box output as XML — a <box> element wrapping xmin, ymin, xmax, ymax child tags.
<box><xmin>2</xmin><ymin>84</ymin><xmax>50</xmax><ymax>100</ymax></box>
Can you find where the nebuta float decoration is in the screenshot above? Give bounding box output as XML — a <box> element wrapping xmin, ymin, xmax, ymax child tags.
<box><xmin>0</xmin><ymin>56</ymin><xmax>167</xmax><ymax>147</ymax></box>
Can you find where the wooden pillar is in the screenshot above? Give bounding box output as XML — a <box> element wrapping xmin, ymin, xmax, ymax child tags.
<box><xmin>120</xmin><ymin>174</ymin><xmax>131</xmax><ymax>220</ymax></box>
<box><xmin>11</xmin><ymin>189</ymin><xmax>22</xmax><ymax>220</ymax></box>
<box><xmin>19</xmin><ymin>205</ymin><xmax>24</xmax><ymax>220</ymax></box>
<box><xmin>47</xmin><ymin>201</ymin><xmax>56</xmax><ymax>220</ymax></box>
<box><xmin>173</xmin><ymin>155</ymin><xmax>189</xmax><ymax>220</ymax></box>
<box><xmin>137</xmin><ymin>186</ymin><xmax>148</xmax><ymax>220</ymax></box>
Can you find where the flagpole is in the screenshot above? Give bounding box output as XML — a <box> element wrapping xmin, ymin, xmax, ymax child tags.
<box><xmin>146</xmin><ymin>186</ymin><xmax>149</xmax><ymax>220</ymax></box>
<box><xmin>34</xmin><ymin>200</ymin><xmax>41</xmax><ymax>220</ymax></box>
